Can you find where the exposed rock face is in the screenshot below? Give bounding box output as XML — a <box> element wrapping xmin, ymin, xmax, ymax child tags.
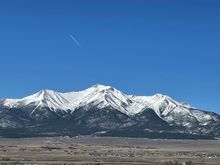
<box><xmin>0</xmin><ymin>84</ymin><xmax>219</xmax><ymax>139</ymax></box>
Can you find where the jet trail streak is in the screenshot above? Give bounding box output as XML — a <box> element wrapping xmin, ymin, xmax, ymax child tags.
<box><xmin>70</xmin><ymin>34</ymin><xmax>82</xmax><ymax>48</ymax></box>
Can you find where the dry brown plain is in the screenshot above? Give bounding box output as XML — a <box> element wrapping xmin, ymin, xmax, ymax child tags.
<box><xmin>0</xmin><ymin>136</ymin><xmax>220</xmax><ymax>165</ymax></box>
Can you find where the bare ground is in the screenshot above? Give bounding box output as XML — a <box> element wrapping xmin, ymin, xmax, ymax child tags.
<box><xmin>0</xmin><ymin>136</ymin><xmax>220</xmax><ymax>165</ymax></box>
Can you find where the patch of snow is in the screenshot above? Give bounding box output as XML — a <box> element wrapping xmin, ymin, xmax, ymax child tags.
<box><xmin>1</xmin><ymin>84</ymin><xmax>216</xmax><ymax>127</ymax></box>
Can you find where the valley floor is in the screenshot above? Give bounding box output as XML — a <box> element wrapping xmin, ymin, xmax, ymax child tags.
<box><xmin>0</xmin><ymin>136</ymin><xmax>220</xmax><ymax>165</ymax></box>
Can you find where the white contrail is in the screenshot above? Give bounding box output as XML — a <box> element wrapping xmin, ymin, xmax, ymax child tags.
<box><xmin>69</xmin><ymin>34</ymin><xmax>82</xmax><ymax>48</ymax></box>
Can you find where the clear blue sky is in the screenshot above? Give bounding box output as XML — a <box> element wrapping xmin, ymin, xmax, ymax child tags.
<box><xmin>0</xmin><ymin>0</ymin><xmax>219</xmax><ymax>113</ymax></box>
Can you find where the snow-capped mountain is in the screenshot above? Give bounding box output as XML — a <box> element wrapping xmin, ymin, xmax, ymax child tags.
<box><xmin>0</xmin><ymin>84</ymin><xmax>219</xmax><ymax>138</ymax></box>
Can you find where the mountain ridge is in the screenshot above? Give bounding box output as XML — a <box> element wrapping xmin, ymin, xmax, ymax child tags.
<box><xmin>0</xmin><ymin>84</ymin><xmax>219</xmax><ymax>139</ymax></box>
<box><xmin>0</xmin><ymin>84</ymin><xmax>198</xmax><ymax>114</ymax></box>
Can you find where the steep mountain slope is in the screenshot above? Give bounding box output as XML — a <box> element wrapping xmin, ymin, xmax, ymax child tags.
<box><xmin>0</xmin><ymin>84</ymin><xmax>219</xmax><ymax>138</ymax></box>
<box><xmin>131</xmin><ymin>94</ymin><xmax>220</xmax><ymax>127</ymax></box>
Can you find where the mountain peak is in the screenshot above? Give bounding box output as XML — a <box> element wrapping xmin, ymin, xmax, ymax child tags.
<box><xmin>153</xmin><ymin>93</ymin><xmax>179</xmax><ymax>104</ymax></box>
<box><xmin>25</xmin><ymin>89</ymin><xmax>57</xmax><ymax>101</ymax></box>
<box><xmin>38</xmin><ymin>89</ymin><xmax>55</xmax><ymax>93</ymax></box>
<box><xmin>154</xmin><ymin>93</ymin><xmax>171</xmax><ymax>99</ymax></box>
<box><xmin>1</xmin><ymin>84</ymin><xmax>220</xmax><ymax>138</ymax></box>
<box><xmin>37</xmin><ymin>89</ymin><xmax>53</xmax><ymax>96</ymax></box>
<box><xmin>91</xmin><ymin>84</ymin><xmax>114</xmax><ymax>90</ymax></box>
<box><xmin>0</xmin><ymin>85</ymin><xmax>207</xmax><ymax>116</ymax></box>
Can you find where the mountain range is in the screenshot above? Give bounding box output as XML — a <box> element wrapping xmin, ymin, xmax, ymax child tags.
<box><xmin>0</xmin><ymin>84</ymin><xmax>219</xmax><ymax>139</ymax></box>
